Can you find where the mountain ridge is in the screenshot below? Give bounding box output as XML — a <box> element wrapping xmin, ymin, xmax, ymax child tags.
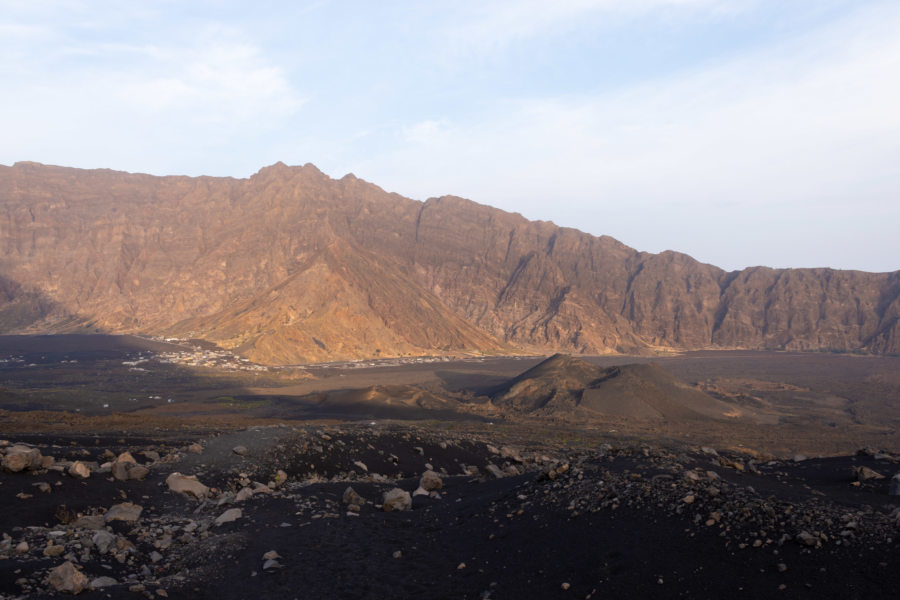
<box><xmin>1</xmin><ymin>161</ymin><xmax>898</xmax><ymax>363</ymax></box>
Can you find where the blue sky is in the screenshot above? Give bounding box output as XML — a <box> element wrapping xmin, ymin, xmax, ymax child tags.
<box><xmin>2</xmin><ymin>0</ymin><xmax>898</xmax><ymax>272</ymax></box>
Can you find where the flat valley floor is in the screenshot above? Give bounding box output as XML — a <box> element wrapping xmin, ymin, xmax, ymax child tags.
<box><xmin>1</xmin><ymin>338</ymin><xmax>899</xmax><ymax>598</ymax></box>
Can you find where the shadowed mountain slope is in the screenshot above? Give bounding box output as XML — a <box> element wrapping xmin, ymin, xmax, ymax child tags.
<box><xmin>1</xmin><ymin>161</ymin><xmax>898</xmax><ymax>363</ymax></box>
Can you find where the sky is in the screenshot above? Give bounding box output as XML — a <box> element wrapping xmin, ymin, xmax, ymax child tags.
<box><xmin>1</xmin><ymin>0</ymin><xmax>898</xmax><ymax>273</ymax></box>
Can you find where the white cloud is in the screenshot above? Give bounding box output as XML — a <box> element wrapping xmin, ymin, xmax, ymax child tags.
<box><xmin>351</xmin><ymin>2</ymin><xmax>900</xmax><ymax>270</ymax></box>
<box><xmin>0</xmin><ymin>17</ymin><xmax>304</xmax><ymax>175</ymax></box>
<box><xmin>114</xmin><ymin>31</ymin><xmax>304</xmax><ymax>125</ymax></box>
<box><xmin>446</xmin><ymin>0</ymin><xmax>735</xmax><ymax>54</ymax></box>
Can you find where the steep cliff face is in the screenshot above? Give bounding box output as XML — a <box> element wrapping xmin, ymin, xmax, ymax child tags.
<box><xmin>0</xmin><ymin>161</ymin><xmax>897</xmax><ymax>363</ymax></box>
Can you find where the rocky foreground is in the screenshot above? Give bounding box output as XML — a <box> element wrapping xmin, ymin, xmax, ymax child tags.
<box><xmin>1</xmin><ymin>425</ymin><xmax>899</xmax><ymax>599</ymax></box>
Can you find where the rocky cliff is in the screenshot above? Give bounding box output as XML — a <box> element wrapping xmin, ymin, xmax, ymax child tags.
<box><xmin>1</xmin><ymin>161</ymin><xmax>897</xmax><ymax>363</ymax></box>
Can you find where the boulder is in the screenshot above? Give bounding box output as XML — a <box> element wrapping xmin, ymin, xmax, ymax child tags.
<box><xmin>2</xmin><ymin>445</ymin><xmax>43</xmax><ymax>472</ymax></box>
<box><xmin>382</xmin><ymin>488</ymin><xmax>412</xmax><ymax>512</ymax></box>
<box><xmin>165</xmin><ymin>472</ymin><xmax>209</xmax><ymax>499</ymax></box>
<box><xmin>73</xmin><ymin>515</ymin><xmax>105</xmax><ymax>530</ymax></box>
<box><xmin>235</xmin><ymin>487</ymin><xmax>255</xmax><ymax>503</ymax></box>
<box><xmin>484</xmin><ymin>464</ymin><xmax>505</xmax><ymax>479</ymax></box>
<box><xmin>110</xmin><ymin>452</ymin><xmax>139</xmax><ymax>481</ymax></box>
<box><xmin>104</xmin><ymin>502</ymin><xmax>143</xmax><ymax>523</ymax></box>
<box><xmin>116</xmin><ymin>451</ymin><xmax>137</xmax><ymax>464</ymax></box>
<box><xmin>90</xmin><ymin>576</ymin><xmax>118</xmax><ymax>589</ymax></box>
<box><xmin>48</xmin><ymin>561</ymin><xmax>89</xmax><ymax>594</ymax></box>
<box><xmin>343</xmin><ymin>486</ymin><xmax>365</xmax><ymax>506</ymax></box>
<box><xmin>68</xmin><ymin>461</ymin><xmax>91</xmax><ymax>479</ymax></box>
<box><xmin>420</xmin><ymin>470</ymin><xmax>443</xmax><ymax>491</ymax></box>
<box><xmin>92</xmin><ymin>530</ymin><xmax>116</xmax><ymax>554</ymax></box>
<box><xmin>215</xmin><ymin>508</ymin><xmax>242</xmax><ymax>526</ymax></box>
<box><xmin>127</xmin><ymin>465</ymin><xmax>150</xmax><ymax>480</ymax></box>
<box><xmin>854</xmin><ymin>466</ymin><xmax>885</xmax><ymax>482</ymax></box>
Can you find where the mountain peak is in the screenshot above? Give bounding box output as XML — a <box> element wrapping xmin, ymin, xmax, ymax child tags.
<box><xmin>0</xmin><ymin>162</ymin><xmax>897</xmax><ymax>363</ymax></box>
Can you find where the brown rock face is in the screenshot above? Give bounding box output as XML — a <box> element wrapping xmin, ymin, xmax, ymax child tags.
<box><xmin>0</xmin><ymin>161</ymin><xmax>898</xmax><ymax>362</ymax></box>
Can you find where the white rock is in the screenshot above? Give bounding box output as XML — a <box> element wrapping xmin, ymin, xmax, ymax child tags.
<box><xmin>165</xmin><ymin>472</ymin><xmax>209</xmax><ymax>499</ymax></box>
<box><xmin>105</xmin><ymin>502</ymin><xmax>143</xmax><ymax>523</ymax></box>
<box><xmin>215</xmin><ymin>508</ymin><xmax>242</xmax><ymax>526</ymax></box>
<box><xmin>92</xmin><ymin>530</ymin><xmax>116</xmax><ymax>554</ymax></box>
<box><xmin>382</xmin><ymin>488</ymin><xmax>412</xmax><ymax>512</ymax></box>
<box><xmin>235</xmin><ymin>487</ymin><xmax>255</xmax><ymax>503</ymax></box>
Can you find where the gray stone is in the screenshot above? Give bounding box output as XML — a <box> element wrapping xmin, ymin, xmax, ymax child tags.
<box><xmin>92</xmin><ymin>530</ymin><xmax>116</xmax><ymax>554</ymax></box>
<box><xmin>2</xmin><ymin>445</ymin><xmax>43</xmax><ymax>472</ymax></box>
<box><xmin>343</xmin><ymin>486</ymin><xmax>365</xmax><ymax>506</ymax></box>
<box><xmin>90</xmin><ymin>576</ymin><xmax>118</xmax><ymax>589</ymax></box>
<box><xmin>484</xmin><ymin>464</ymin><xmax>505</xmax><ymax>479</ymax></box>
<box><xmin>111</xmin><ymin>461</ymin><xmax>131</xmax><ymax>481</ymax></box>
<box><xmin>232</xmin><ymin>445</ymin><xmax>248</xmax><ymax>456</ymax></box>
<box><xmin>235</xmin><ymin>487</ymin><xmax>254</xmax><ymax>503</ymax></box>
<box><xmin>420</xmin><ymin>470</ymin><xmax>443</xmax><ymax>491</ymax></box>
<box><xmin>382</xmin><ymin>488</ymin><xmax>412</xmax><ymax>512</ymax></box>
<box><xmin>855</xmin><ymin>466</ymin><xmax>885</xmax><ymax>482</ymax></box>
<box><xmin>104</xmin><ymin>502</ymin><xmax>143</xmax><ymax>523</ymax></box>
<box><xmin>73</xmin><ymin>515</ymin><xmax>105</xmax><ymax>530</ymax></box>
<box><xmin>165</xmin><ymin>472</ymin><xmax>209</xmax><ymax>499</ymax></box>
<box><xmin>116</xmin><ymin>451</ymin><xmax>137</xmax><ymax>464</ymax></box>
<box><xmin>127</xmin><ymin>465</ymin><xmax>150</xmax><ymax>480</ymax></box>
<box><xmin>48</xmin><ymin>561</ymin><xmax>89</xmax><ymax>594</ymax></box>
<box><xmin>110</xmin><ymin>452</ymin><xmax>139</xmax><ymax>481</ymax></box>
<box><xmin>215</xmin><ymin>508</ymin><xmax>242</xmax><ymax>526</ymax></box>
